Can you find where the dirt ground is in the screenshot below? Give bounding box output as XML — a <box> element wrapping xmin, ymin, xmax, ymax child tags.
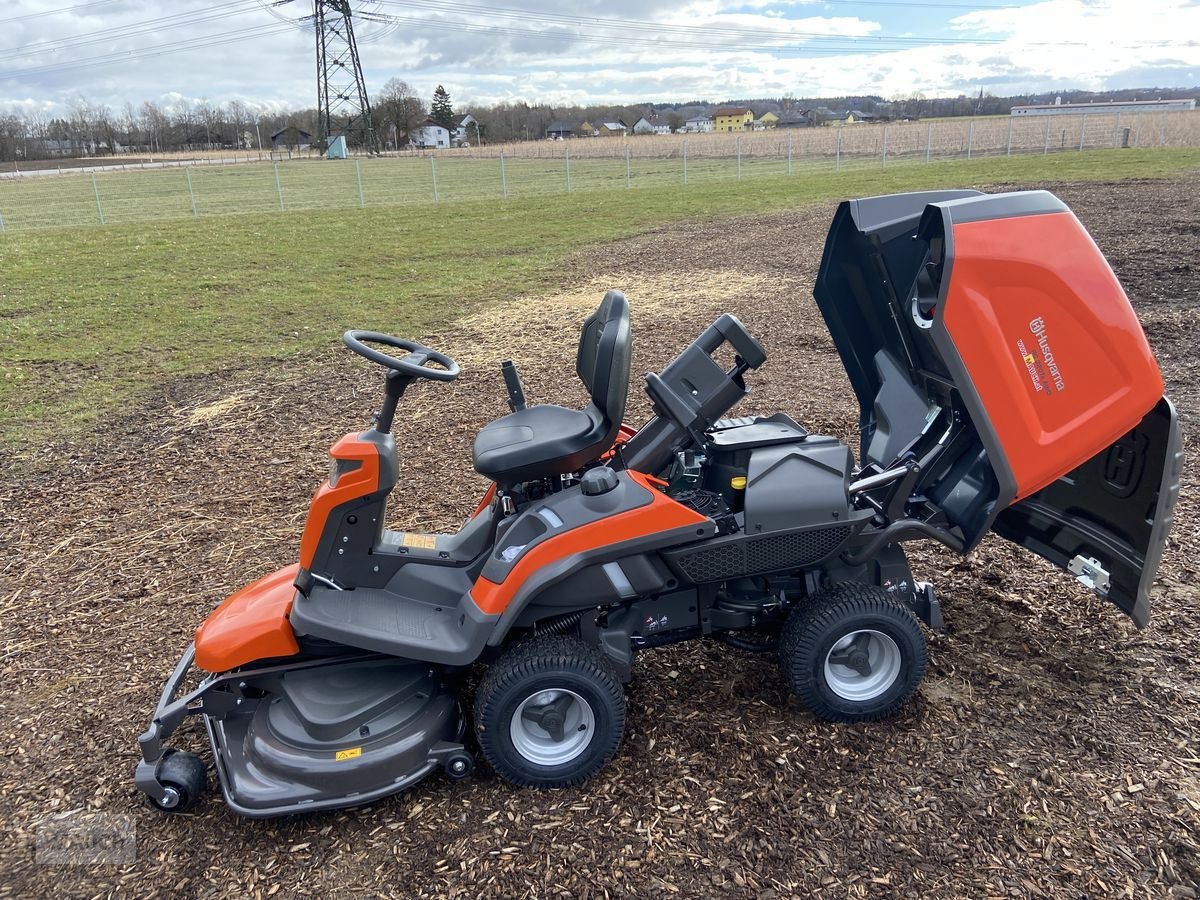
<box><xmin>1</xmin><ymin>175</ymin><xmax>1197</xmax><ymax>899</ymax></box>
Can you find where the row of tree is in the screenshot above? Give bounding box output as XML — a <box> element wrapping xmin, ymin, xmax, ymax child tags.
<box><xmin>1</xmin><ymin>84</ymin><xmax>1194</xmax><ymax>162</ymax></box>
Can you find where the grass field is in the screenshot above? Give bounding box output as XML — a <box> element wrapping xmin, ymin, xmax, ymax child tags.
<box><xmin>2</xmin><ymin>147</ymin><xmax>1199</xmax><ymax>453</ymax></box>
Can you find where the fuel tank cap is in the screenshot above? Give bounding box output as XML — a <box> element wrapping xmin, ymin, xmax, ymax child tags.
<box><xmin>580</xmin><ymin>467</ymin><xmax>619</xmax><ymax>496</ymax></box>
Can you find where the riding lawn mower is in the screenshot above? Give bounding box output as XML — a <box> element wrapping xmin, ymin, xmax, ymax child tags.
<box><xmin>135</xmin><ymin>188</ymin><xmax>1182</xmax><ymax>818</ymax></box>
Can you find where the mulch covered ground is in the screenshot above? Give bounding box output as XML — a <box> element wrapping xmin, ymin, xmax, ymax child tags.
<box><xmin>1</xmin><ymin>175</ymin><xmax>1197</xmax><ymax>899</ymax></box>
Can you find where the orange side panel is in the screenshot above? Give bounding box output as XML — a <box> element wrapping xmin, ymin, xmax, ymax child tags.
<box><xmin>298</xmin><ymin>434</ymin><xmax>381</xmax><ymax>570</ymax></box>
<box><xmin>195</xmin><ymin>564</ymin><xmax>301</xmax><ymax>672</ymax></box>
<box><xmin>470</xmin><ymin>471</ymin><xmax>709</xmax><ymax>615</ymax></box>
<box><xmin>942</xmin><ymin>212</ymin><xmax>1163</xmax><ymax>500</ymax></box>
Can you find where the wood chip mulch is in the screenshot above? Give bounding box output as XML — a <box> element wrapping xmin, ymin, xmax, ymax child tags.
<box><xmin>1</xmin><ymin>175</ymin><xmax>1197</xmax><ymax>899</ymax></box>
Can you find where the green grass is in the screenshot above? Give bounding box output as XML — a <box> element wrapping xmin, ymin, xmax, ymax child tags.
<box><xmin>1</xmin><ymin>148</ymin><xmax>1198</xmax><ymax>450</ymax></box>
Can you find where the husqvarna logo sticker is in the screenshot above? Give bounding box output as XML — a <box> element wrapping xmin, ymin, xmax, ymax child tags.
<box><xmin>1016</xmin><ymin>317</ymin><xmax>1066</xmax><ymax>396</ymax></box>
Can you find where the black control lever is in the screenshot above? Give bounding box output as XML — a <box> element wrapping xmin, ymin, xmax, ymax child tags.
<box><xmin>500</xmin><ymin>360</ymin><xmax>527</xmax><ymax>412</ymax></box>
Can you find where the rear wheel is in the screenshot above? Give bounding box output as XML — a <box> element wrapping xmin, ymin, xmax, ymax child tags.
<box><xmin>780</xmin><ymin>583</ymin><xmax>927</xmax><ymax>723</ymax></box>
<box><xmin>474</xmin><ymin>636</ymin><xmax>625</xmax><ymax>787</ymax></box>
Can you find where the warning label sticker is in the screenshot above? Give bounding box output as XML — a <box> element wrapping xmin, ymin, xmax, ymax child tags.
<box><xmin>401</xmin><ymin>533</ymin><xmax>438</xmax><ymax>550</ymax></box>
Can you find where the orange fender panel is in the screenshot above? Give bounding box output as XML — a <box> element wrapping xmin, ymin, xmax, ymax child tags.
<box><xmin>195</xmin><ymin>564</ymin><xmax>301</xmax><ymax>673</ymax></box>
<box><xmin>470</xmin><ymin>471</ymin><xmax>709</xmax><ymax>615</ymax></box>
<box><xmin>943</xmin><ymin>212</ymin><xmax>1164</xmax><ymax>500</ymax></box>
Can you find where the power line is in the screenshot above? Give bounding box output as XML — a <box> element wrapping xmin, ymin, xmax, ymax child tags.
<box><xmin>7</xmin><ymin>0</ymin><xmax>127</xmax><ymax>22</ymax></box>
<box><xmin>0</xmin><ymin>0</ymin><xmax>266</xmax><ymax>63</ymax></box>
<box><xmin>0</xmin><ymin>20</ymin><xmax>297</xmax><ymax>80</ymax></box>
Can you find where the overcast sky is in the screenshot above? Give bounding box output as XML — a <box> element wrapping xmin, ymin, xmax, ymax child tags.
<box><xmin>2</xmin><ymin>0</ymin><xmax>1197</xmax><ymax>117</ymax></box>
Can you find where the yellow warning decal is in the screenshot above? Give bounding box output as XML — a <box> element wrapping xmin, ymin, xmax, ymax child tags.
<box><xmin>401</xmin><ymin>533</ymin><xmax>438</xmax><ymax>550</ymax></box>
<box><xmin>335</xmin><ymin>747</ymin><xmax>362</xmax><ymax>762</ymax></box>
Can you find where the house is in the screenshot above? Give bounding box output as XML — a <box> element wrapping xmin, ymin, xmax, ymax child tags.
<box><xmin>271</xmin><ymin>126</ymin><xmax>312</xmax><ymax>150</ymax></box>
<box><xmin>577</xmin><ymin>120</ymin><xmax>597</xmax><ymax>137</ymax></box>
<box><xmin>845</xmin><ymin>110</ymin><xmax>876</xmax><ymax>124</ymax></box>
<box><xmin>755</xmin><ymin>111</ymin><xmax>780</xmax><ymax>129</ymax></box>
<box><xmin>683</xmin><ymin>115</ymin><xmax>713</xmax><ymax>133</ymax></box>
<box><xmin>631</xmin><ymin>117</ymin><xmax>655</xmax><ymax>135</ymax></box>
<box><xmin>777</xmin><ymin>113</ymin><xmax>814</xmax><ymax>129</ymax></box>
<box><xmin>597</xmin><ymin>120</ymin><xmax>628</xmax><ymax>136</ymax></box>
<box><xmin>413</xmin><ymin>118</ymin><xmax>451</xmax><ymax>149</ymax></box>
<box><xmin>545</xmin><ymin>120</ymin><xmax>576</xmax><ymax>139</ymax></box>
<box><xmin>453</xmin><ymin>113</ymin><xmax>478</xmax><ymax>144</ymax></box>
<box><xmin>713</xmin><ymin>107</ymin><xmax>754</xmax><ymax>133</ymax></box>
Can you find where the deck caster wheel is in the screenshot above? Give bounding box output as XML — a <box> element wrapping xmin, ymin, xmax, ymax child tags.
<box><xmin>444</xmin><ymin>751</ymin><xmax>474</xmax><ymax>781</ymax></box>
<box><xmin>474</xmin><ymin>636</ymin><xmax>625</xmax><ymax>788</ymax></box>
<box><xmin>780</xmin><ymin>583</ymin><xmax>927</xmax><ymax>723</ymax></box>
<box><xmin>147</xmin><ymin>750</ymin><xmax>207</xmax><ymax>814</ymax></box>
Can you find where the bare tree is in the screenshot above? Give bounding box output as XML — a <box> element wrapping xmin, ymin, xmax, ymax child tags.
<box><xmin>374</xmin><ymin>78</ymin><xmax>426</xmax><ymax>149</ymax></box>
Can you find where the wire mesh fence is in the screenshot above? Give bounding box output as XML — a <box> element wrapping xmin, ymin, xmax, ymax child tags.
<box><xmin>1</xmin><ymin>110</ymin><xmax>1197</xmax><ymax>234</ymax></box>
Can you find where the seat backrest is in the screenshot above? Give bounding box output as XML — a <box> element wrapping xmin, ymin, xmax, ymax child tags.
<box><xmin>576</xmin><ymin>290</ymin><xmax>631</xmax><ymax>428</ymax></box>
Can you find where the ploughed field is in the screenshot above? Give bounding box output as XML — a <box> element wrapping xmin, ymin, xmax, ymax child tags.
<box><xmin>1</xmin><ymin>175</ymin><xmax>1197</xmax><ymax>898</ymax></box>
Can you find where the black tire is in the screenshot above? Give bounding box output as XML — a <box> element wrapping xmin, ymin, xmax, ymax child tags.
<box><xmin>147</xmin><ymin>750</ymin><xmax>207</xmax><ymax>814</ymax></box>
<box><xmin>780</xmin><ymin>583</ymin><xmax>927</xmax><ymax>723</ymax></box>
<box><xmin>474</xmin><ymin>636</ymin><xmax>625</xmax><ymax>788</ymax></box>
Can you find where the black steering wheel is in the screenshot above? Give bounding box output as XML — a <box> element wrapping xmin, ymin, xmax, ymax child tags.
<box><xmin>343</xmin><ymin>331</ymin><xmax>461</xmax><ymax>382</ymax></box>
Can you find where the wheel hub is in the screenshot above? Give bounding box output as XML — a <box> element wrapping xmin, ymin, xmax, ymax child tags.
<box><xmin>823</xmin><ymin>629</ymin><xmax>902</xmax><ymax>702</ymax></box>
<box><xmin>510</xmin><ymin>688</ymin><xmax>595</xmax><ymax>766</ymax></box>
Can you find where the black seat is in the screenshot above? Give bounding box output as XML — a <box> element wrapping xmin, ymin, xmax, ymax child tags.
<box><xmin>472</xmin><ymin>290</ymin><xmax>631</xmax><ymax>486</ymax></box>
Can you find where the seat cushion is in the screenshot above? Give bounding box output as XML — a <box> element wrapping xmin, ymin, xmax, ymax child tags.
<box><xmin>473</xmin><ymin>404</ymin><xmax>605</xmax><ymax>484</ymax></box>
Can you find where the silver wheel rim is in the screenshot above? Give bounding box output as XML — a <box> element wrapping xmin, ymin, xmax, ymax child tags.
<box><xmin>823</xmin><ymin>629</ymin><xmax>902</xmax><ymax>702</ymax></box>
<box><xmin>509</xmin><ymin>688</ymin><xmax>595</xmax><ymax>766</ymax></box>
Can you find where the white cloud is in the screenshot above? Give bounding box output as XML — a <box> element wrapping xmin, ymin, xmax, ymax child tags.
<box><xmin>0</xmin><ymin>0</ymin><xmax>1196</xmax><ymax>115</ymax></box>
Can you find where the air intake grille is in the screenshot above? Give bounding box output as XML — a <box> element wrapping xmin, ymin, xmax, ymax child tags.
<box><xmin>670</xmin><ymin>525</ymin><xmax>852</xmax><ymax>583</ymax></box>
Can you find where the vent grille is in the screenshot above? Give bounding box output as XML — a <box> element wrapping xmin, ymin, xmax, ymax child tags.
<box><xmin>671</xmin><ymin>525</ymin><xmax>852</xmax><ymax>583</ymax></box>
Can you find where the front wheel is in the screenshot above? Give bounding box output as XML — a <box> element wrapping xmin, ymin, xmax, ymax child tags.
<box><xmin>780</xmin><ymin>583</ymin><xmax>927</xmax><ymax>723</ymax></box>
<box><xmin>474</xmin><ymin>636</ymin><xmax>625</xmax><ymax>788</ymax></box>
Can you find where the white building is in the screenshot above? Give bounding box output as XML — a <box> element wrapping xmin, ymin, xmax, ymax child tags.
<box><xmin>453</xmin><ymin>114</ymin><xmax>478</xmax><ymax>145</ymax></box>
<box><xmin>1011</xmin><ymin>99</ymin><xmax>1195</xmax><ymax>117</ymax></box>
<box><xmin>413</xmin><ymin>119</ymin><xmax>450</xmax><ymax>149</ymax></box>
<box><xmin>631</xmin><ymin>117</ymin><xmax>655</xmax><ymax>135</ymax></box>
<box><xmin>684</xmin><ymin>116</ymin><xmax>713</xmax><ymax>133</ymax></box>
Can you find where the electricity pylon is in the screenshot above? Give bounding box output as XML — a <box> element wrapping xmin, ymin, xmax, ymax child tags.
<box><xmin>312</xmin><ymin>0</ymin><xmax>378</xmax><ymax>152</ymax></box>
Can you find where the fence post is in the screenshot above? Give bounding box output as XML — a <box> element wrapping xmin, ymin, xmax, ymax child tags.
<box><xmin>1006</xmin><ymin>117</ymin><xmax>1013</xmax><ymax>156</ymax></box>
<box><xmin>273</xmin><ymin>162</ymin><xmax>284</xmax><ymax>210</ymax></box>
<box><xmin>835</xmin><ymin>127</ymin><xmax>842</xmax><ymax>171</ymax></box>
<box><xmin>925</xmin><ymin>122</ymin><xmax>932</xmax><ymax>162</ymax></box>
<box><xmin>682</xmin><ymin>141</ymin><xmax>688</xmax><ymax>184</ymax></box>
<box><xmin>787</xmin><ymin>132</ymin><xmax>792</xmax><ymax>175</ymax></box>
<box><xmin>625</xmin><ymin>145</ymin><xmax>631</xmax><ymax>188</ymax></box>
<box><xmin>186</xmin><ymin>167</ymin><xmax>198</xmax><ymax>217</ymax></box>
<box><xmin>881</xmin><ymin>126</ymin><xmax>888</xmax><ymax>166</ymax></box>
<box><xmin>431</xmin><ymin>156</ymin><xmax>439</xmax><ymax>202</ymax></box>
<box><xmin>565</xmin><ymin>148</ymin><xmax>571</xmax><ymax>193</ymax></box>
<box><xmin>91</xmin><ymin>173</ymin><xmax>105</xmax><ymax>224</ymax></box>
<box><xmin>967</xmin><ymin>119</ymin><xmax>974</xmax><ymax>159</ymax></box>
<box><xmin>1043</xmin><ymin>119</ymin><xmax>1050</xmax><ymax>154</ymax></box>
<box><xmin>736</xmin><ymin>136</ymin><xmax>742</xmax><ymax>179</ymax></box>
<box><xmin>1078</xmin><ymin>114</ymin><xmax>1087</xmax><ymax>151</ymax></box>
<box><xmin>500</xmin><ymin>152</ymin><xmax>508</xmax><ymax>198</ymax></box>
<box><xmin>355</xmin><ymin>159</ymin><xmax>364</xmax><ymax>208</ymax></box>
<box><xmin>0</xmin><ymin>207</ymin><xmax>6</xmax><ymax>234</ymax></box>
